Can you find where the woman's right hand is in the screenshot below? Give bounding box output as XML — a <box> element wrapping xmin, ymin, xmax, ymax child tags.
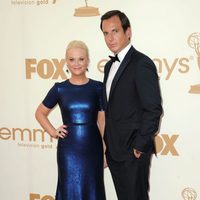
<box><xmin>53</xmin><ymin>125</ymin><xmax>68</xmax><ymax>139</ymax></box>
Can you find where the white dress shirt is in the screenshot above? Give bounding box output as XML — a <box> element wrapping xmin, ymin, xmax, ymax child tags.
<box><xmin>106</xmin><ymin>43</ymin><xmax>132</xmax><ymax>100</ymax></box>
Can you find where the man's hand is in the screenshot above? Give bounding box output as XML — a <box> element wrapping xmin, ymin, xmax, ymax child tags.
<box><xmin>133</xmin><ymin>149</ymin><xmax>142</xmax><ymax>158</ymax></box>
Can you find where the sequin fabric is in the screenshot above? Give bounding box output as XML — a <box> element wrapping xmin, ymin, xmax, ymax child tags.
<box><xmin>42</xmin><ymin>79</ymin><xmax>106</xmax><ymax>200</ymax></box>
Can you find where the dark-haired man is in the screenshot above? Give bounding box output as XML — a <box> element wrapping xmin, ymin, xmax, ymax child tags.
<box><xmin>100</xmin><ymin>10</ymin><xmax>163</xmax><ymax>200</ymax></box>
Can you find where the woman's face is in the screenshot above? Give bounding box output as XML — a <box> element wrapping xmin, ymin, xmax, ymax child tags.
<box><xmin>66</xmin><ymin>47</ymin><xmax>89</xmax><ymax>76</ymax></box>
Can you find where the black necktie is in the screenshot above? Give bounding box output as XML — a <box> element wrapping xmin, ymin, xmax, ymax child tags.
<box><xmin>109</xmin><ymin>54</ymin><xmax>120</xmax><ymax>63</ymax></box>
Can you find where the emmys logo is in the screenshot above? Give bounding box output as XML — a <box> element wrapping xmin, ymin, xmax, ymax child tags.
<box><xmin>97</xmin><ymin>34</ymin><xmax>200</xmax><ymax>82</ymax></box>
<box><xmin>97</xmin><ymin>56</ymin><xmax>192</xmax><ymax>80</ymax></box>
<box><xmin>74</xmin><ymin>0</ymin><xmax>100</xmax><ymax>17</ymax></box>
<box><xmin>30</xmin><ymin>193</ymin><xmax>54</xmax><ymax>200</ymax></box>
<box><xmin>182</xmin><ymin>187</ymin><xmax>197</xmax><ymax>200</ymax></box>
<box><xmin>187</xmin><ymin>32</ymin><xmax>200</xmax><ymax>94</ymax></box>
<box><xmin>0</xmin><ymin>127</ymin><xmax>55</xmax><ymax>149</ymax></box>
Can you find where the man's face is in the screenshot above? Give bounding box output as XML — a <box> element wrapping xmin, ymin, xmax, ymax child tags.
<box><xmin>102</xmin><ymin>16</ymin><xmax>131</xmax><ymax>54</ymax></box>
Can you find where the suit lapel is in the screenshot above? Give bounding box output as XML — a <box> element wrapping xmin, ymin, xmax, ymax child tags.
<box><xmin>109</xmin><ymin>47</ymin><xmax>135</xmax><ymax>100</ymax></box>
<box><xmin>103</xmin><ymin>60</ymin><xmax>113</xmax><ymax>108</ymax></box>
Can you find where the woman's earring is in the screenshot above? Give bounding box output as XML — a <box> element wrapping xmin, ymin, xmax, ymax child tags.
<box><xmin>66</xmin><ymin>69</ymin><xmax>69</xmax><ymax>73</ymax></box>
<box><xmin>86</xmin><ymin>68</ymin><xmax>89</xmax><ymax>72</ymax></box>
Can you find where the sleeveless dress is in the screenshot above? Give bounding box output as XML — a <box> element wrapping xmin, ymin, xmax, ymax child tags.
<box><xmin>42</xmin><ymin>79</ymin><xmax>106</xmax><ymax>200</ymax></box>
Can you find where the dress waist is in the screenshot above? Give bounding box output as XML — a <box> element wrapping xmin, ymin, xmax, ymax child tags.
<box><xmin>64</xmin><ymin>122</ymin><xmax>97</xmax><ymax>126</ymax></box>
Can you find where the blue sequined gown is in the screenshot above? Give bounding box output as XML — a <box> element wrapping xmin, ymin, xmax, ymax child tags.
<box><xmin>42</xmin><ymin>79</ymin><xmax>106</xmax><ymax>200</ymax></box>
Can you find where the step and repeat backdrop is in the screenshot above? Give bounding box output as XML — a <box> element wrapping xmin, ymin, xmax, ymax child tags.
<box><xmin>0</xmin><ymin>0</ymin><xmax>200</xmax><ymax>200</ymax></box>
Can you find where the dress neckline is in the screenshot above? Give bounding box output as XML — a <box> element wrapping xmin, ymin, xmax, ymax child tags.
<box><xmin>66</xmin><ymin>79</ymin><xmax>90</xmax><ymax>86</ymax></box>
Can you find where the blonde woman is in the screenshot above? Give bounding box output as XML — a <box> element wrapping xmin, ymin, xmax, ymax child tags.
<box><xmin>35</xmin><ymin>40</ymin><xmax>106</xmax><ymax>200</ymax></box>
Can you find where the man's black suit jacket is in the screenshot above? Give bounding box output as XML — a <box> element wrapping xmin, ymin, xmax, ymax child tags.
<box><xmin>103</xmin><ymin>46</ymin><xmax>163</xmax><ymax>161</ymax></box>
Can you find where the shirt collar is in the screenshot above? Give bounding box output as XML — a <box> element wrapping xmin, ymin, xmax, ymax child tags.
<box><xmin>117</xmin><ymin>43</ymin><xmax>132</xmax><ymax>62</ymax></box>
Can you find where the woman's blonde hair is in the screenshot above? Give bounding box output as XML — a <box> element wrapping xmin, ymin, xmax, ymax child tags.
<box><xmin>65</xmin><ymin>40</ymin><xmax>89</xmax><ymax>60</ymax></box>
